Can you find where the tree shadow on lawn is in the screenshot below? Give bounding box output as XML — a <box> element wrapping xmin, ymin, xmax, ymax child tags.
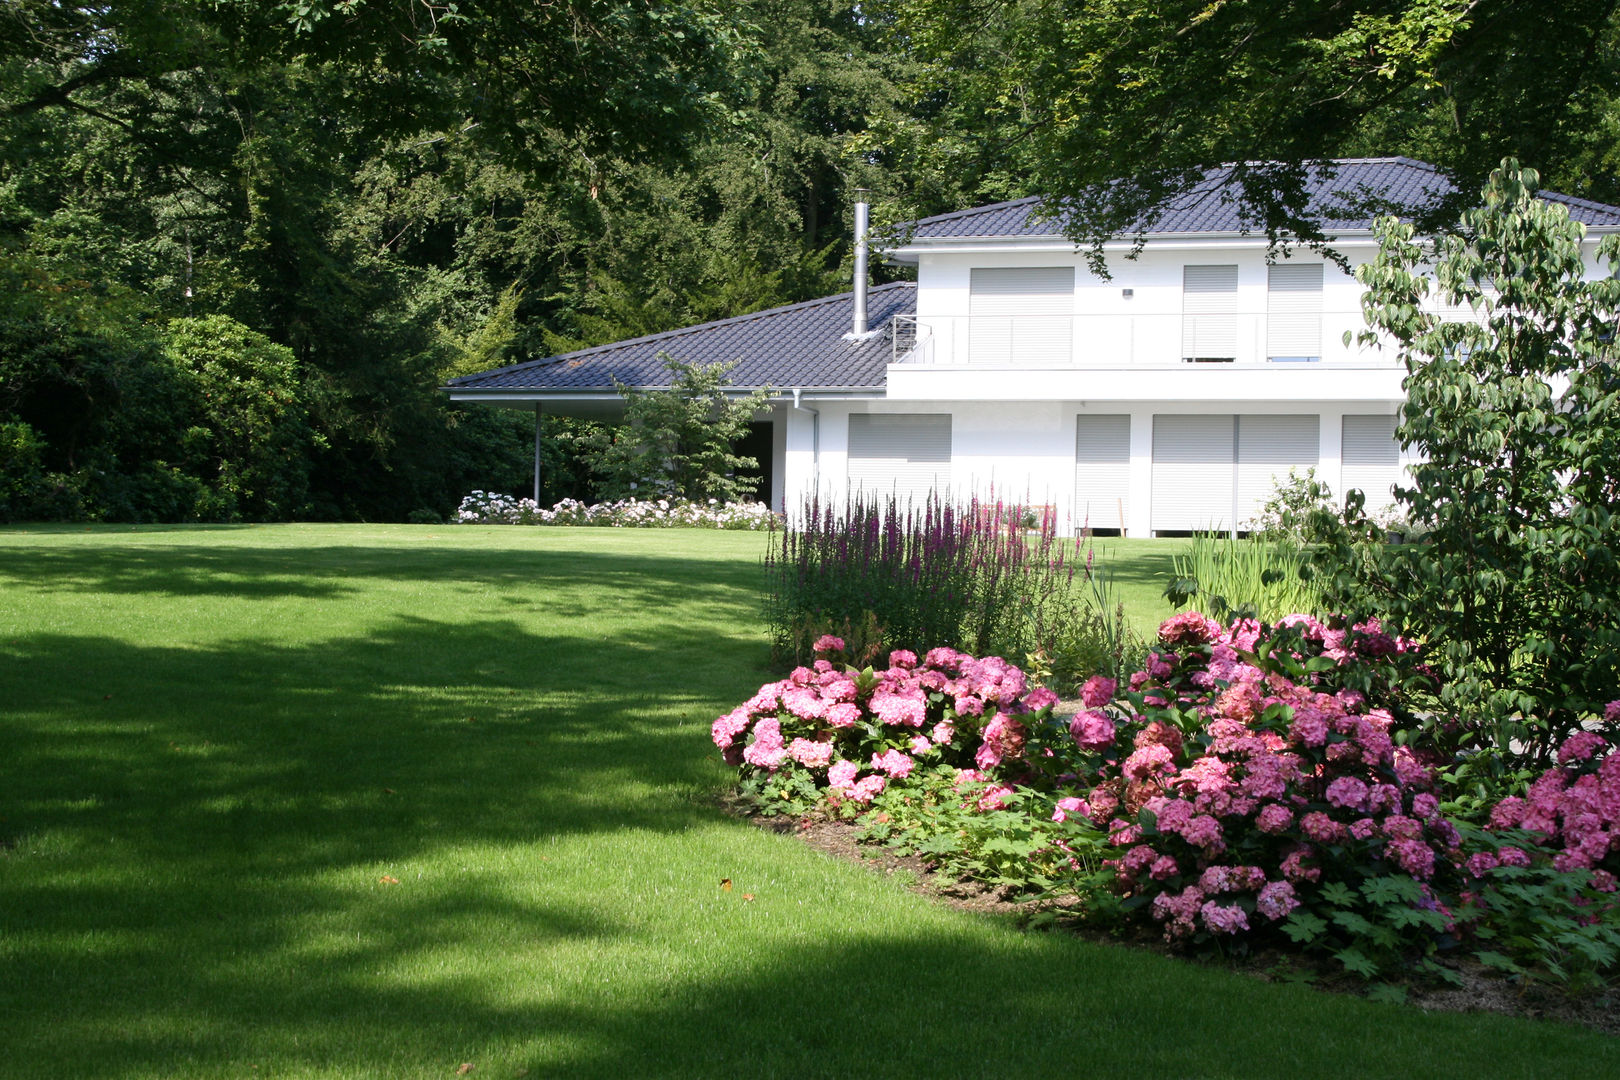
<box><xmin>0</xmin><ymin>540</ymin><xmax>765</xmax><ymax>606</ymax></box>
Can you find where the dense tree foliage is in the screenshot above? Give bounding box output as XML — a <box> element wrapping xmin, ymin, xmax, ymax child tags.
<box><xmin>882</xmin><ymin>0</ymin><xmax>1620</xmax><ymax>253</ymax></box>
<box><xmin>4</xmin><ymin>1</ymin><xmax>1620</xmax><ymax>519</ymax></box>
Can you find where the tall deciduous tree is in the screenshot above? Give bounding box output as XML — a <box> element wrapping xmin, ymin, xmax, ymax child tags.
<box><xmin>881</xmin><ymin>0</ymin><xmax>1620</xmax><ymax>248</ymax></box>
<box><xmin>1312</xmin><ymin>160</ymin><xmax>1620</xmax><ymax>770</ymax></box>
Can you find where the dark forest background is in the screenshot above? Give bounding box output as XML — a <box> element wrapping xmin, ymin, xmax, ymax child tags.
<box><xmin>4</xmin><ymin>0</ymin><xmax>1617</xmax><ymax>521</ymax></box>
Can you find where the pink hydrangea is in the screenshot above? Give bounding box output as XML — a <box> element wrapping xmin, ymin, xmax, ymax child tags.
<box><xmin>1256</xmin><ymin>880</ymin><xmax>1299</xmax><ymax>921</ymax></box>
<box><xmin>1607</xmin><ymin>700</ymin><xmax>1620</xmax><ymax>724</ymax></box>
<box><xmin>1256</xmin><ymin>803</ymin><xmax>1294</xmax><ymax>834</ymax></box>
<box><xmin>828</xmin><ymin>759</ymin><xmax>859</xmax><ymax>791</ymax></box>
<box><xmin>821</xmin><ymin>677</ymin><xmax>858</xmax><ymax>704</ymax></box>
<box><xmin>1299</xmin><ymin>811</ymin><xmax>1346</xmax><ymax>843</ymax></box>
<box><xmin>910</xmin><ymin>735</ymin><xmax>933</xmax><ymax>755</ymax></box>
<box><xmin>953</xmin><ymin>695</ymin><xmax>985</xmax><ymax>718</ymax></box>
<box><xmin>787</xmin><ymin>738</ymin><xmax>834</xmax><ymax>769</ymax></box>
<box><xmin>1159</xmin><ymin>611</ymin><xmax>1221</xmax><ymax>646</ymax></box>
<box><xmin>1557</xmin><ymin>730</ymin><xmax>1609</xmax><ymax>765</ymax></box>
<box><xmin>977</xmin><ymin>784</ymin><xmax>1014</xmax><ymax>811</ymax></box>
<box><xmin>1024</xmin><ymin>687</ymin><xmax>1059</xmax><ymax>712</ymax></box>
<box><xmin>782</xmin><ymin>687</ymin><xmax>827</xmax><ymax>720</ymax></box>
<box><xmin>1324</xmin><ymin>776</ymin><xmax>1369</xmax><ymax>812</ymax></box>
<box><xmin>870</xmin><ymin>688</ymin><xmax>927</xmax><ymax>728</ymax></box>
<box><xmin>824</xmin><ymin>702</ymin><xmax>862</xmax><ymax>728</ymax></box>
<box><xmin>812</xmin><ymin>634</ymin><xmax>845</xmax><ymax>654</ymax></box>
<box><xmin>1069</xmin><ymin>709</ymin><xmax>1117</xmax><ymax>752</ymax></box>
<box><xmin>742</xmin><ymin>718</ymin><xmax>787</xmax><ymax>770</ymax></box>
<box><xmin>1181</xmin><ymin>814</ymin><xmax>1224</xmax><ymax>849</ymax></box>
<box><xmin>889</xmin><ymin>649</ymin><xmax>918</xmax><ymax>669</ymax></box>
<box><xmin>1052</xmin><ymin>796</ymin><xmax>1085</xmax><ymax>823</ymax></box>
<box><xmin>711</xmin><ymin>707</ymin><xmax>752</xmax><ymax>749</ymax></box>
<box><xmin>1497</xmin><ymin>846</ymin><xmax>1532</xmax><ymax>868</ymax></box>
<box><xmin>871</xmin><ymin>748</ymin><xmax>915</xmax><ymax>780</ymax></box>
<box><xmin>1466</xmin><ymin>851</ymin><xmax>1501</xmax><ymax>877</ymax></box>
<box><xmin>1123</xmin><ymin>743</ymin><xmax>1177</xmax><ymax>781</ymax></box>
<box><xmin>1080</xmin><ymin>675</ymin><xmax>1116</xmax><ymax>708</ymax></box>
<box><xmin>1388</xmin><ymin>838</ymin><xmax>1436</xmax><ymax>879</ymax></box>
<box><xmin>931</xmin><ymin>720</ymin><xmax>956</xmax><ymax>746</ymax></box>
<box><xmin>847</xmin><ymin>774</ymin><xmax>886</xmax><ymax>804</ymax></box>
<box><xmin>1199</xmin><ymin>900</ymin><xmax>1250</xmax><ymax>935</ymax></box>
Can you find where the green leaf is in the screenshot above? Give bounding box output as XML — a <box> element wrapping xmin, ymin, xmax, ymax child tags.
<box><xmin>1336</xmin><ymin>947</ymin><xmax>1380</xmax><ymax>979</ymax></box>
<box><xmin>1281</xmin><ymin>911</ymin><xmax>1328</xmax><ymax>942</ymax></box>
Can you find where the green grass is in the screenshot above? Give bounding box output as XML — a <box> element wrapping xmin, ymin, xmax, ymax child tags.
<box><xmin>1</xmin><ymin>524</ymin><xmax>1614</xmax><ymax>1079</ymax></box>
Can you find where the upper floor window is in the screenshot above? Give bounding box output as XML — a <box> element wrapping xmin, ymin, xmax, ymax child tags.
<box><xmin>1182</xmin><ymin>265</ymin><xmax>1238</xmax><ymax>362</ymax></box>
<box><xmin>969</xmin><ymin>266</ymin><xmax>1074</xmax><ymax>364</ymax></box>
<box><xmin>1267</xmin><ymin>263</ymin><xmax>1323</xmax><ymax>362</ymax></box>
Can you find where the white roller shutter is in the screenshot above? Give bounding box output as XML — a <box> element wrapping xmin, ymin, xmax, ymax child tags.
<box><xmin>1342</xmin><ymin>414</ymin><xmax>1401</xmax><ymax>515</ymax></box>
<box><xmin>1182</xmin><ymin>265</ymin><xmax>1238</xmax><ymax>361</ymax></box>
<box><xmin>1237</xmin><ymin>414</ymin><xmax>1319</xmax><ymax>524</ymax></box>
<box><xmin>1074</xmin><ymin>415</ymin><xmax>1131</xmax><ymax>533</ymax></box>
<box><xmin>1267</xmin><ymin>263</ymin><xmax>1323</xmax><ymax>361</ymax></box>
<box><xmin>1152</xmin><ymin>415</ymin><xmax>1235</xmax><ymax>531</ymax></box>
<box><xmin>969</xmin><ymin>266</ymin><xmax>1075</xmax><ymax>364</ymax></box>
<box><xmin>848</xmin><ymin>414</ymin><xmax>952</xmax><ymax>508</ymax></box>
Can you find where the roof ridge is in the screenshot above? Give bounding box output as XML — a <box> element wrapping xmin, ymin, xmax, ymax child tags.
<box><xmin>898</xmin><ymin>195</ymin><xmax>1044</xmax><ymax>230</ymax></box>
<box><xmin>446</xmin><ymin>280</ymin><xmax>915</xmax><ymax>384</ymax></box>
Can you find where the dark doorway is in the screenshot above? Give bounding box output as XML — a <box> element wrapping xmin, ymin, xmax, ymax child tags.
<box><xmin>734</xmin><ymin>421</ymin><xmax>774</xmax><ymax>504</ymax></box>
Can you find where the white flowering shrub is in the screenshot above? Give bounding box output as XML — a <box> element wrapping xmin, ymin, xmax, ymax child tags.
<box><xmin>456</xmin><ymin>491</ymin><xmax>779</xmax><ymax>530</ymax></box>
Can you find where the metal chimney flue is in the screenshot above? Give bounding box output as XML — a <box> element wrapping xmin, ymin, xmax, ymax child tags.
<box><xmin>852</xmin><ymin>190</ymin><xmax>870</xmax><ymax>336</ymax></box>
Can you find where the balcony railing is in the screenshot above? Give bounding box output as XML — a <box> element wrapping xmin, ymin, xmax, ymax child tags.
<box><xmin>887</xmin><ymin>311</ymin><xmax>1411</xmax><ymax>367</ymax></box>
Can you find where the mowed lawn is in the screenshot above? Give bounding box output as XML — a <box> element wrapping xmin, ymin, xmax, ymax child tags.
<box><xmin>1</xmin><ymin>525</ymin><xmax>1614</xmax><ymax>1080</ymax></box>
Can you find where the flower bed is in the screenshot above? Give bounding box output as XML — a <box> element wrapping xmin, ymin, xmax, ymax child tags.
<box><xmin>456</xmin><ymin>490</ymin><xmax>779</xmax><ymax>529</ymax></box>
<box><xmin>719</xmin><ymin>617</ymin><xmax>1620</xmax><ymax>989</ymax></box>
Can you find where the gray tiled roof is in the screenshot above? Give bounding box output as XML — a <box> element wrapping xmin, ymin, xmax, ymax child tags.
<box><xmin>446</xmin><ymin>282</ymin><xmax>914</xmax><ymax>393</ymax></box>
<box><xmin>898</xmin><ymin>157</ymin><xmax>1620</xmax><ymax>240</ymax></box>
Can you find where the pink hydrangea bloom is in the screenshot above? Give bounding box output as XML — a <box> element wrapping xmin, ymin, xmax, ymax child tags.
<box><xmin>812</xmin><ymin>634</ymin><xmax>845</xmax><ymax>654</ymax></box>
<box><xmin>1280</xmin><ymin>845</ymin><xmax>1320</xmax><ymax>883</ymax></box>
<box><xmin>953</xmin><ymin>694</ymin><xmax>985</xmax><ymax>718</ymax></box>
<box><xmin>1149</xmin><ymin>855</ymin><xmax>1181</xmax><ymax>880</ymax></box>
<box><xmin>1557</xmin><ymin>730</ymin><xmax>1609</xmax><ymax>765</ymax></box>
<box><xmin>1381</xmin><ymin>814</ymin><xmax>1423</xmax><ymax>842</ymax></box>
<box><xmin>828</xmin><ymin>760</ymin><xmax>859</xmax><ymax>791</ymax></box>
<box><xmin>1052</xmin><ymin>796</ymin><xmax>1085</xmax><ymax>823</ymax></box>
<box><xmin>1388</xmin><ymin>838</ymin><xmax>1436</xmax><ymax>879</ymax></box>
<box><xmin>1088</xmin><ymin>787</ymin><xmax>1120</xmax><ymax>822</ymax></box>
<box><xmin>787</xmin><ymin>738</ymin><xmax>834</xmax><ymax>769</ymax></box>
<box><xmin>1199</xmin><ymin>900</ymin><xmax>1250</xmax><ymax>934</ymax></box>
<box><xmin>824</xmin><ymin>702</ymin><xmax>862</xmax><ymax>728</ymax></box>
<box><xmin>977</xmin><ymin>784</ymin><xmax>1014</xmax><ymax>811</ymax></box>
<box><xmin>1256</xmin><ymin>804</ymin><xmax>1294</xmax><ymax>834</ymax></box>
<box><xmin>931</xmin><ymin>720</ymin><xmax>956</xmax><ymax>746</ymax></box>
<box><xmin>789</xmin><ymin>666</ymin><xmax>815</xmax><ymax>687</ymax></box>
<box><xmin>1256</xmin><ymin>880</ymin><xmax>1299</xmax><ymax>921</ymax></box>
<box><xmin>924</xmin><ymin>646</ymin><xmax>965</xmax><ymax>669</ymax></box>
<box><xmin>871</xmin><ymin>748</ymin><xmax>915</xmax><ymax>779</ymax></box>
<box><xmin>1288</xmin><ymin>709</ymin><xmax>1330</xmax><ymax>748</ymax></box>
<box><xmin>889</xmin><ymin>649</ymin><xmax>919</xmax><ymax>669</ymax></box>
<box><xmin>821</xmin><ymin>677</ymin><xmax>858</xmax><ymax>704</ymax></box>
<box><xmin>782</xmin><ymin>687</ymin><xmax>827</xmax><ymax>720</ymax></box>
<box><xmin>847</xmin><ymin>774</ymin><xmax>886</xmax><ymax>804</ymax></box>
<box><xmin>910</xmin><ymin>735</ymin><xmax>933</xmax><ymax>755</ymax></box>
<box><xmin>1324</xmin><ymin>776</ymin><xmax>1369</xmax><ymax>812</ymax></box>
<box><xmin>1349</xmin><ymin>817</ymin><xmax>1379</xmax><ymax>841</ymax></box>
<box><xmin>1497</xmin><ymin>846</ymin><xmax>1532</xmax><ymax>868</ymax></box>
<box><xmin>1181</xmin><ymin>814</ymin><xmax>1224</xmax><ymax>849</ymax></box>
<box><xmin>1123</xmin><ymin>743</ymin><xmax>1177</xmax><ymax>781</ymax></box>
<box><xmin>1466</xmin><ymin>851</ymin><xmax>1501</xmax><ymax>877</ymax></box>
<box><xmin>1069</xmin><ymin>710</ymin><xmax>1117</xmax><ymax>752</ymax></box>
<box><xmin>742</xmin><ymin>718</ymin><xmax>787</xmax><ymax>770</ymax></box>
<box><xmin>1025</xmin><ymin>687</ymin><xmax>1059</xmax><ymax>712</ymax></box>
<box><xmin>1080</xmin><ymin>676</ymin><xmax>1117</xmax><ymax>708</ymax></box>
<box><xmin>1159</xmin><ymin>611</ymin><xmax>1221</xmax><ymax>646</ymax></box>
<box><xmin>1607</xmin><ymin>700</ymin><xmax>1620</xmax><ymax>724</ymax></box>
<box><xmin>711</xmin><ymin>707</ymin><xmax>752</xmax><ymax>749</ymax></box>
<box><xmin>1300</xmin><ymin>811</ymin><xmax>1347</xmax><ymax>843</ymax></box>
<box><xmin>870</xmin><ymin>688</ymin><xmax>927</xmax><ymax>728</ymax></box>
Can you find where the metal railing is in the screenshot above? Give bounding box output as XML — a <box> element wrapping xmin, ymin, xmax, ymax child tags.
<box><xmin>884</xmin><ymin>310</ymin><xmax>1409</xmax><ymax>367</ymax></box>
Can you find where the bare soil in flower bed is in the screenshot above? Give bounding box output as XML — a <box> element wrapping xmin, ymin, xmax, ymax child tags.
<box><xmin>719</xmin><ymin>792</ymin><xmax>1620</xmax><ymax>1038</ymax></box>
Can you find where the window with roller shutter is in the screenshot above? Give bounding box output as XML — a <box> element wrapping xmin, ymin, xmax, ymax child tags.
<box><xmin>1267</xmin><ymin>264</ymin><xmax>1323</xmax><ymax>362</ymax></box>
<box><xmin>847</xmin><ymin>414</ymin><xmax>952</xmax><ymax>508</ymax></box>
<box><xmin>1341</xmin><ymin>414</ymin><xmax>1402</xmax><ymax>514</ymax></box>
<box><xmin>969</xmin><ymin>267</ymin><xmax>1074</xmax><ymax>364</ymax></box>
<box><xmin>1151</xmin><ymin>414</ymin><xmax>1320</xmax><ymax>532</ymax></box>
<box><xmin>1074</xmin><ymin>415</ymin><xmax>1131</xmax><ymax>534</ymax></box>
<box><xmin>1182</xmin><ymin>265</ymin><xmax>1239</xmax><ymax>362</ymax></box>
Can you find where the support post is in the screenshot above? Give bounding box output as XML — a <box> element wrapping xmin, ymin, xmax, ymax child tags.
<box><xmin>541</xmin><ymin>401</ymin><xmax>554</xmax><ymax>508</ymax></box>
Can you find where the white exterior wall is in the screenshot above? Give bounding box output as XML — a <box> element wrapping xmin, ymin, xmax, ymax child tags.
<box><xmin>777</xmin><ymin>398</ymin><xmax>1409</xmax><ymax>536</ymax></box>
<box><xmin>773</xmin><ymin>233</ymin><xmax>1613</xmax><ymax>531</ymax></box>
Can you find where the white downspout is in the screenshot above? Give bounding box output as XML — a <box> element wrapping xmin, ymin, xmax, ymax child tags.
<box><xmin>791</xmin><ymin>388</ymin><xmax>820</xmax><ymax>492</ymax></box>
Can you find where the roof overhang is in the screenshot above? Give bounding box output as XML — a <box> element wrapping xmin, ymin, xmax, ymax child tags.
<box><xmin>445</xmin><ymin>385</ymin><xmax>887</xmax><ymax>418</ymax></box>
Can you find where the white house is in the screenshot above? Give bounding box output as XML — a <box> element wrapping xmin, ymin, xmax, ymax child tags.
<box><xmin>445</xmin><ymin>158</ymin><xmax>1620</xmax><ymax>535</ymax></box>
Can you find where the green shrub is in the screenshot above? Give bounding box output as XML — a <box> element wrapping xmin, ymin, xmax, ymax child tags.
<box><xmin>1164</xmin><ymin>534</ymin><xmax>1324</xmax><ymax>623</ymax></box>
